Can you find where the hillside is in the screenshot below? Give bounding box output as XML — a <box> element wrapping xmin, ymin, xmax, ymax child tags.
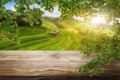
<box><xmin>0</xmin><ymin>18</ymin><xmax>112</xmax><ymax>50</ymax></box>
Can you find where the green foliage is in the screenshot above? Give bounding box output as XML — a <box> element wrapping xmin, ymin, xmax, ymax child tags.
<box><xmin>117</xmin><ymin>62</ymin><xmax>120</xmax><ymax>67</ymax></box>
<box><xmin>77</xmin><ymin>24</ymin><xmax>120</xmax><ymax>75</ymax></box>
<box><xmin>0</xmin><ymin>8</ymin><xmax>19</xmax><ymax>44</ymax></box>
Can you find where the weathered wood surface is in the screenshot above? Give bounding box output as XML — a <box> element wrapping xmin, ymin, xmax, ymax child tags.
<box><xmin>0</xmin><ymin>51</ymin><xmax>119</xmax><ymax>76</ymax></box>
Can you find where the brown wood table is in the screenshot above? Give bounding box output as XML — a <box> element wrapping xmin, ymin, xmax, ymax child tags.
<box><xmin>0</xmin><ymin>51</ymin><xmax>119</xmax><ymax>80</ymax></box>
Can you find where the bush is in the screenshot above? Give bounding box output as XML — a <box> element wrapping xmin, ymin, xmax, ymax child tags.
<box><xmin>16</xmin><ymin>15</ymin><xmax>42</xmax><ymax>27</ymax></box>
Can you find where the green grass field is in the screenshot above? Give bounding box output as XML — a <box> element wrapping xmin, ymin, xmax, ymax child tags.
<box><xmin>0</xmin><ymin>18</ymin><xmax>112</xmax><ymax>50</ymax></box>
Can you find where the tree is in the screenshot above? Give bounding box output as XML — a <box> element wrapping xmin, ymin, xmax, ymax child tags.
<box><xmin>0</xmin><ymin>0</ymin><xmax>120</xmax><ymax>75</ymax></box>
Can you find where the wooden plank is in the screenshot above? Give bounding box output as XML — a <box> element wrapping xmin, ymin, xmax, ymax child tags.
<box><xmin>0</xmin><ymin>51</ymin><xmax>93</xmax><ymax>61</ymax></box>
<box><xmin>0</xmin><ymin>51</ymin><xmax>119</xmax><ymax>76</ymax></box>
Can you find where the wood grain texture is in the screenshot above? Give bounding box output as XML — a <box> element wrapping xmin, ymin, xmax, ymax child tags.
<box><xmin>0</xmin><ymin>51</ymin><xmax>119</xmax><ymax>76</ymax></box>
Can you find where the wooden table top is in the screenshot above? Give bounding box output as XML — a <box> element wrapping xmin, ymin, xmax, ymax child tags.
<box><xmin>0</xmin><ymin>51</ymin><xmax>119</xmax><ymax>76</ymax></box>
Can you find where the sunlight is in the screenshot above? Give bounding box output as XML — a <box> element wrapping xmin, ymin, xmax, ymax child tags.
<box><xmin>91</xmin><ymin>15</ymin><xmax>106</xmax><ymax>24</ymax></box>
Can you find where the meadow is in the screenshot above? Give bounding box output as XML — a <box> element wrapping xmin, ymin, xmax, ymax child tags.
<box><xmin>0</xmin><ymin>17</ymin><xmax>112</xmax><ymax>50</ymax></box>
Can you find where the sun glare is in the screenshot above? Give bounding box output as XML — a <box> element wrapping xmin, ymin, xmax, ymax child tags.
<box><xmin>91</xmin><ymin>15</ymin><xmax>106</xmax><ymax>24</ymax></box>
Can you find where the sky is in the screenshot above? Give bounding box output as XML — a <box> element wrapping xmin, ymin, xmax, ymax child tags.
<box><xmin>4</xmin><ymin>0</ymin><xmax>61</xmax><ymax>18</ymax></box>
